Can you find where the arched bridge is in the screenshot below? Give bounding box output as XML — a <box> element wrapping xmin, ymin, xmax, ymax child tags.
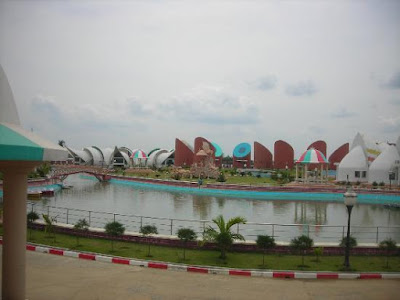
<box><xmin>51</xmin><ymin>165</ymin><xmax>112</xmax><ymax>182</ymax></box>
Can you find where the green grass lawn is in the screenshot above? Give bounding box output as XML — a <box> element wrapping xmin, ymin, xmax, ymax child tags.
<box><xmin>17</xmin><ymin>228</ymin><xmax>400</xmax><ymax>272</ymax></box>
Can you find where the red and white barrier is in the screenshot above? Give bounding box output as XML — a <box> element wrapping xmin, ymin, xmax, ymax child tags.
<box><xmin>3</xmin><ymin>240</ymin><xmax>400</xmax><ymax>280</ymax></box>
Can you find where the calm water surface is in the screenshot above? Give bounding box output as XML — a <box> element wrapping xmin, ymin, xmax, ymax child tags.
<box><xmin>32</xmin><ymin>175</ymin><xmax>400</xmax><ymax>242</ymax></box>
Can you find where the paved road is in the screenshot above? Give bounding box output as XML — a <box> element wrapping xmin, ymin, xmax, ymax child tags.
<box><xmin>1</xmin><ymin>250</ymin><xmax>399</xmax><ymax>300</ymax></box>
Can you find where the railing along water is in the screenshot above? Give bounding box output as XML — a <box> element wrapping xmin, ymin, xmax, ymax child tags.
<box><xmin>28</xmin><ymin>202</ymin><xmax>400</xmax><ymax>244</ymax></box>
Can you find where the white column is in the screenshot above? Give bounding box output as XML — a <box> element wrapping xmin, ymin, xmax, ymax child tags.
<box><xmin>320</xmin><ymin>164</ymin><xmax>323</xmax><ymax>183</ymax></box>
<box><xmin>1</xmin><ymin>162</ymin><xmax>38</xmax><ymax>300</ymax></box>
<box><xmin>295</xmin><ymin>164</ymin><xmax>298</xmax><ymax>182</ymax></box>
<box><xmin>305</xmin><ymin>164</ymin><xmax>308</xmax><ymax>183</ymax></box>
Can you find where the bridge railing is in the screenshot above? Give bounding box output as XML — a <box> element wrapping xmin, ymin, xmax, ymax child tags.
<box><xmin>27</xmin><ymin>202</ymin><xmax>400</xmax><ymax>244</ymax></box>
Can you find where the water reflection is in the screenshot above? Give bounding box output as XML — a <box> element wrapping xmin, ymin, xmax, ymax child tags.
<box><xmin>192</xmin><ymin>195</ymin><xmax>213</xmax><ymax>220</ymax></box>
<box><xmin>294</xmin><ymin>202</ymin><xmax>327</xmax><ymax>225</ymax></box>
<box><xmin>42</xmin><ymin>174</ymin><xmax>400</xmax><ymax>229</ymax></box>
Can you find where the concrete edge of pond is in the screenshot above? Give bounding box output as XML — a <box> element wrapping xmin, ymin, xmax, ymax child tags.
<box><xmin>1</xmin><ymin>238</ymin><xmax>399</xmax><ymax>280</ymax></box>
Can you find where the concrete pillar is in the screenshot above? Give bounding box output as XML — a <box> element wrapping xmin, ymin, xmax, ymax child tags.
<box><xmin>320</xmin><ymin>164</ymin><xmax>323</xmax><ymax>183</ymax></box>
<box><xmin>1</xmin><ymin>162</ymin><xmax>38</xmax><ymax>300</ymax></box>
<box><xmin>305</xmin><ymin>164</ymin><xmax>308</xmax><ymax>183</ymax></box>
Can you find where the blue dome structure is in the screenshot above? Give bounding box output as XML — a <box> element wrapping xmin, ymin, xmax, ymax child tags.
<box><xmin>233</xmin><ymin>143</ymin><xmax>251</xmax><ymax>158</ymax></box>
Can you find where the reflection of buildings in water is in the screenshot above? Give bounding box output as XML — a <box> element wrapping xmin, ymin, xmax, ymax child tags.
<box><xmin>272</xmin><ymin>201</ymin><xmax>291</xmax><ymax>215</ymax></box>
<box><xmin>294</xmin><ymin>202</ymin><xmax>327</xmax><ymax>225</ymax></box>
<box><xmin>359</xmin><ymin>205</ymin><xmax>373</xmax><ymax>226</ymax></box>
<box><xmin>216</xmin><ymin>197</ymin><xmax>226</xmax><ymax>209</ymax></box>
<box><xmin>192</xmin><ymin>195</ymin><xmax>212</xmax><ymax>220</ymax></box>
<box><xmin>172</xmin><ymin>192</ymin><xmax>187</xmax><ymax>214</ymax></box>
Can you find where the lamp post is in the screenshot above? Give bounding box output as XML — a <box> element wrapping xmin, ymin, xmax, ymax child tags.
<box><xmin>343</xmin><ymin>186</ymin><xmax>357</xmax><ymax>270</ymax></box>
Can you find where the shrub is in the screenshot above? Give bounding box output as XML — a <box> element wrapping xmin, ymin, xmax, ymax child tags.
<box><xmin>290</xmin><ymin>235</ymin><xmax>313</xmax><ymax>266</ymax></box>
<box><xmin>216</xmin><ymin>172</ymin><xmax>226</xmax><ymax>182</ymax></box>
<box><xmin>340</xmin><ymin>236</ymin><xmax>357</xmax><ymax>248</ymax></box>
<box><xmin>372</xmin><ymin>181</ymin><xmax>378</xmax><ymax>188</ymax></box>
<box><xmin>379</xmin><ymin>182</ymin><xmax>385</xmax><ymax>187</ymax></box>
<box><xmin>379</xmin><ymin>238</ymin><xmax>397</xmax><ymax>268</ymax></box>
<box><xmin>171</xmin><ymin>172</ymin><xmax>182</xmax><ymax>180</ymax></box>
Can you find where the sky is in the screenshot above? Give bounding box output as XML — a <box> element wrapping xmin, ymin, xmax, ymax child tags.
<box><xmin>1</xmin><ymin>0</ymin><xmax>399</xmax><ymax>158</ymax></box>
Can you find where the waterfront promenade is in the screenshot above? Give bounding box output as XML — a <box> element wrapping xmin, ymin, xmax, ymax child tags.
<box><xmin>1</xmin><ymin>249</ymin><xmax>398</xmax><ymax>300</ymax></box>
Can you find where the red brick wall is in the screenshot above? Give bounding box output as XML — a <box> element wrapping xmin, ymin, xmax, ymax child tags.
<box><xmin>254</xmin><ymin>141</ymin><xmax>273</xmax><ymax>169</ymax></box>
<box><xmin>233</xmin><ymin>153</ymin><xmax>251</xmax><ymax>168</ymax></box>
<box><xmin>274</xmin><ymin>140</ymin><xmax>294</xmax><ymax>169</ymax></box>
<box><xmin>174</xmin><ymin>138</ymin><xmax>194</xmax><ymax>167</ymax></box>
<box><xmin>329</xmin><ymin>143</ymin><xmax>349</xmax><ymax>170</ymax></box>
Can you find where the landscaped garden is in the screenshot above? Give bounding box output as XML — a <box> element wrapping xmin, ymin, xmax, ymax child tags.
<box><xmin>1</xmin><ymin>214</ymin><xmax>399</xmax><ymax>272</ymax></box>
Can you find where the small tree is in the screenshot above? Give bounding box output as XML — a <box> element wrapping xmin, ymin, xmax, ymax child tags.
<box><xmin>74</xmin><ymin>219</ymin><xmax>89</xmax><ymax>246</ymax></box>
<box><xmin>290</xmin><ymin>235</ymin><xmax>313</xmax><ymax>266</ymax></box>
<box><xmin>104</xmin><ymin>221</ymin><xmax>125</xmax><ymax>251</ymax></box>
<box><xmin>177</xmin><ymin>228</ymin><xmax>197</xmax><ymax>260</ymax></box>
<box><xmin>379</xmin><ymin>238</ymin><xmax>397</xmax><ymax>268</ymax></box>
<box><xmin>140</xmin><ymin>225</ymin><xmax>158</xmax><ymax>257</ymax></box>
<box><xmin>202</xmin><ymin>215</ymin><xmax>247</xmax><ymax>260</ymax></box>
<box><xmin>27</xmin><ymin>211</ymin><xmax>39</xmax><ymax>239</ymax></box>
<box><xmin>256</xmin><ymin>235</ymin><xmax>276</xmax><ymax>267</ymax></box>
<box><xmin>314</xmin><ymin>247</ymin><xmax>324</xmax><ymax>263</ymax></box>
<box><xmin>42</xmin><ymin>214</ymin><xmax>57</xmax><ymax>241</ymax></box>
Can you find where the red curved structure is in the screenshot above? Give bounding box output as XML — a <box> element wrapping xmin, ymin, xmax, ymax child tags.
<box><xmin>193</xmin><ymin>137</ymin><xmax>215</xmax><ymax>164</ymax></box>
<box><xmin>307</xmin><ymin>140</ymin><xmax>327</xmax><ymax>170</ymax></box>
<box><xmin>328</xmin><ymin>143</ymin><xmax>349</xmax><ymax>170</ymax></box>
<box><xmin>174</xmin><ymin>138</ymin><xmax>194</xmax><ymax>167</ymax></box>
<box><xmin>307</xmin><ymin>140</ymin><xmax>327</xmax><ymax>157</ymax></box>
<box><xmin>254</xmin><ymin>141</ymin><xmax>273</xmax><ymax>169</ymax></box>
<box><xmin>233</xmin><ymin>153</ymin><xmax>251</xmax><ymax>169</ymax></box>
<box><xmin>274</xmin><ymin>140</ymin><xmax>294</xmax><ymax>169</ymax></box>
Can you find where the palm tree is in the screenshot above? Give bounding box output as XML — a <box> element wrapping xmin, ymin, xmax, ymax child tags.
<box><xmin>140</xmin><ymin>225</ymin><xmax>158</xmax><ymax>257</ymax></box>
<box><xmin>203</xmin><ymin>215</ymin><xmax>247</xmax><ymax>259</ymax></box>
<box><xmin>42</xmin><ymin>214</ymin><xmax>57</xmax><ymax>241</ymax></box>
<box><xmin>104</xmin><ymin>221</ymin><xmax>125</xmax><ymax>251</ymax></box>
<box><xmin>74</xmin><ymin>219</ymin><xmax>89</xmax><ymax>246</ymax></box>
<box><xmin>256</xmin><ymin>235</ymin><xmax>276</xmax><ymax>267</ymax></box>
<box><xmin>177</xmin><ymin>228</ymin><xmax>197</xmax><ymax>260</ymax></box>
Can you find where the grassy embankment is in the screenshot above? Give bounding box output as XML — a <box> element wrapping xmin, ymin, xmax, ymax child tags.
<box><xmin>2</xmin><ymin>226</ymin><xmax>398</xmax><ymax>272</ymax></box>
<box><xmin>114</xmin><ymin>168</ymin><xmax>280</xmax><ymax>186</ymax></box>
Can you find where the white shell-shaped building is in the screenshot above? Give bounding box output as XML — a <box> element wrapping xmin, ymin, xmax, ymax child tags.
<box><xmin>147</xmin><ymin>149</ymin><xmax>175</xmax><ymax>169</ymax></box>
<box><xmin>337</xmin><ymin>133</ymin><xmax>400</xmax><ymax>185</ymax></box>
<box><xmin>83</xmin><ymin>146</ymin><xmax>104</xmax><ymax>166</ymax></box>
<box><xmin>369</xmin><ymin>145</ymin><xmax>400</xmax><ymax>185</ymax></box>
<box><xmin>337</xmin><ymin>145</ymin><xmax>368</xmax><ymax>182</ymax></box>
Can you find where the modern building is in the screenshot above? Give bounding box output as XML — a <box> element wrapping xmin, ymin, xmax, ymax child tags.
<box><xmin>174</xmin><ymin>139</ymin><xmax>194</xmax><ymax>167</ymax></box>
<box><xmin>274</xmin><ymin>140</ymin><xmax>294</xmax><ymax>169</ymax></box>
<box><xmin>233</xmin><ymin>142</ymin><xmax>251</xmax><ymax>168</ymax></box>
<box><xmin>336</xmin><ymin>133</ymin><xmax>399</xmax><ymax>185</ymax></box>
<box><xmin>253</xmin><ymin>141</ymin><xmax>273</xmax><ymax>169</ymax></box>
<box><xmin>147</xmin><ymin>149</ymin><xmax>175</xmax><ymax>168</ymax></box>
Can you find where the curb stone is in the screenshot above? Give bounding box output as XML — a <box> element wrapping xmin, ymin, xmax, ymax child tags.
<box><xmin>1</xmin><ymin>240</ymin><xmax>399</xmax><ymax>280</ymax></box>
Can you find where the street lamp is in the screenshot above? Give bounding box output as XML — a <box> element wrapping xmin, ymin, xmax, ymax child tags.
<box><xmin>343</xmin><ymin>186</ymin><xmax>357</xmax><ymax>270</ymax></box>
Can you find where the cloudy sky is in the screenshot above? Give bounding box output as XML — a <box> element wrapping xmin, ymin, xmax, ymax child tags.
<box><xmin>1</xmin><ymin>0</ymin><xmax>399</xmax><ymax>157</ymax></box>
